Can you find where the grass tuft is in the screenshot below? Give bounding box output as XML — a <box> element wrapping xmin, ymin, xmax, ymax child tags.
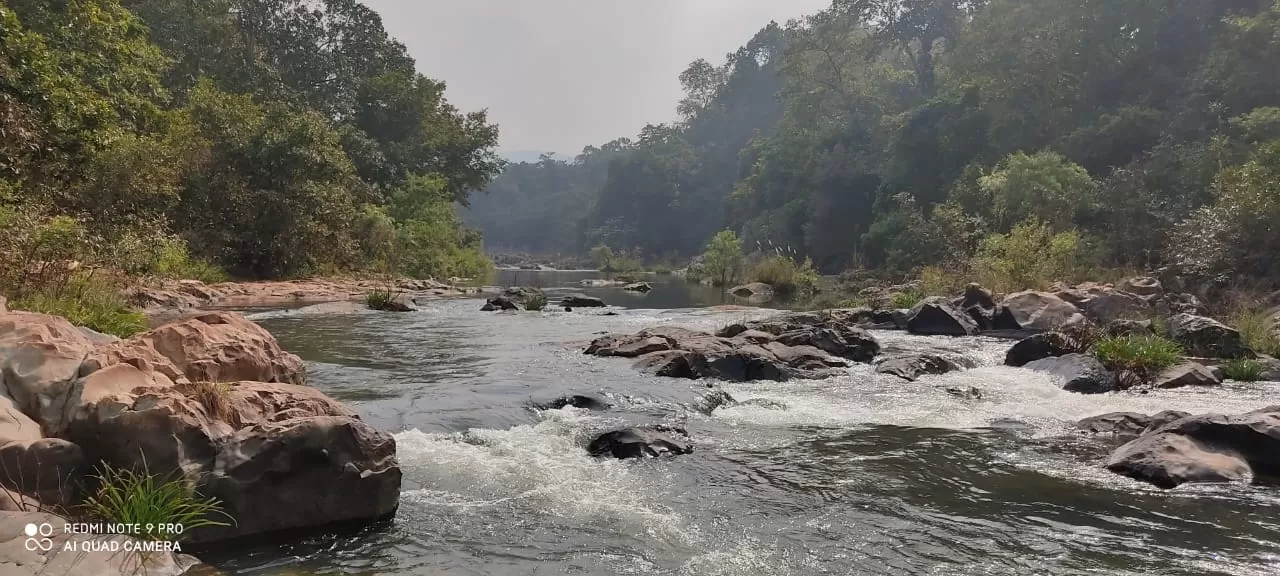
<box><xmin>749</xmin><ymin>255</ymin><xmax>819</xmax><ymax>296</ymax></box>
<box><xmin>889</xmin><ymin>290</ymin><xmax>925</xmax><ymax>310</ymax></box>
<box><xmin>1222</xmin><ymin>358</ymin><xmax>1266</xmax><ymax>382</ymax></box>
<box><xmin>1092</xmin><ymin>334</ymin><xmax>1184</xmax><ymax>385</ymax></box>
<box><xmin>82</xmin><ymin>463</ymin><xmax>233</xmax><ymax>541</ymax></box>
<box><xmin>178</xmin><ymin>381</ymin><xmax>238</xmax><ymax>426</ymax></box>
<box><xmin>14</xmin><ymin>274</ymin><xmax>146</xmax><ymax>338</ymax></box>
<box><xmin>523</xmin><ymin>292</ymin><xmax>548</xmax><ymax>311</ymax></box>
<box><xmin>1230</xmin><ymin>307</ymin><xmax>1280</xmax><ymax>357</ymax></box>
<box><xmin>365</xmin><ymin>288</ymin><xmax>394</xmax><ymax>310</ymax></box>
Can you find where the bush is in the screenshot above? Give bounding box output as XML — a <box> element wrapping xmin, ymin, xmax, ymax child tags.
<box><xmin>1230</xmin><ymin>307</ymin><xmax>1280</xmax><ymax>357</ymax></box>
<box><xmin>1092</xmin><ymin>334</ymin><xmax>1183</xmax><ymax>386</ymax></box>
<box><xmin>14</xmin><ymin>274</ymin><xmax>147</xmax><ymax>338</ymax></box>
<box><xmin>971</xmin><ymin>217</ymin><xmax>1087</xmax><ymax>293</ymax></box>
<box><xmin>365</xmin><ymin>289</ymin><xmax>394</xmax><ymax>310</ymax></box>
<box><xmin>1222</xmin><ymin>358</ymin><xmax>1266</xmax><ymax>382</ymax></box>
<box><xmin>889</xmin><ymin>290</ymin><xmax>925</xmax><ymax>309</ymax></box>
<box><xmin>702</xmin><ymin>230</ymin><xmax>743</xmax><ymax>287</ymax></box>
<box><xmin>523</xmin><ymin>292</ymin><xmax>548</xmax><ymax>311</ymax></box>
<box><xmin>750</xmin><ymin>255</ymin><xmax>819</xmax><ymax>295</ymax></box>
<box><xmin>83</xmin><ymin>463</ymin><xmax>232</xmax><ymax>542</ymax></box>
<box><xmin>917</xmin><ymin>266</ymin><xmax>966</xmax><ymax>298</ymax></box>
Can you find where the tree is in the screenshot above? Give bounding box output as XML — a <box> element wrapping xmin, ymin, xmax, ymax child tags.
<box><xmin>979</xmin><ymin>151</ymin><xmax>1096</xmax><ymax>232</ymax></box>
<box><xmin>703</xmin><ymin>230</ymin><xmax>744</xmax><ymax>287</ymax></box>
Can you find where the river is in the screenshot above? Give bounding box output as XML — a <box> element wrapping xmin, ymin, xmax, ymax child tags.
<box><xmin>201</xmin><ymin>271</ymin><xmax>1280</xmax><ymax>575</ymax></box>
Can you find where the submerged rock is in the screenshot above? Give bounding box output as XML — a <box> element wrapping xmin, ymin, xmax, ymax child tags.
<box><xmin>875</xmin><ymin>354</ymin><xmax>966</xmax><ymax>381</ymax></box>
<box><xmin>482</xmin><ymin>296</ymin><xmax>520</xmax><ymax>311</ymax></box>
<box><xmin>561</xmin><ymin>294</ymin><xmax>606</xmax><ymax>308</ymax></box>
<box><xmin>906</xmin><ymin>298</ymin><xmax>979</xmax><ymax>336</ymax></box>
<box><xmin>623</xmin><ymin>282</ymin><xmax>653</xmax><ymax>293</ymax></box>
<box><xmin>1106</xmin><ymin>407</ymin><xmax>1280</xmax><ymax>488</ymax></box>
<box><xmin>729</xmin><ymin>282</ymin><xmax>774</xmax><ymax>299</ymax></box>
<box><xmin>1077</xmin><ymin>410</ymin><xmax>1190</xmax><ymax>440</ymax></box>
<box><xmin>1168</xmin><ymin>313</ymin><xmax>1245</xmax><ymax>358</ymax></box>
<box><xmin>537</xmin><ymin>394</ymin><xmax>611</xmax><ymax>411</ymax></box>
<box><xmin>945</xmin><ymin>386</ymin><xmax>984</xmax><ymax>400</ymax></box>
<box><xmin>587</xmin><ymin>426</ymin><xmax>693</xmax><ymax>459</ymax></box>
<box><xmin>1024</xmin><ymin>353</ymin><xmax>1118</xmax><ymax>394</ymax></box>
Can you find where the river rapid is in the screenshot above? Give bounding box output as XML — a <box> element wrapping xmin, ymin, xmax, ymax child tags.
<box><xmin>202</xmin><ymin>273</ymin><xmax>1280</xmax><ymax>576</ymax></box>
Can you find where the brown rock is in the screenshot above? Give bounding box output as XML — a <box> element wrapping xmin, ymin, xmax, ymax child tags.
<box><xmin>999</xmin><ymin>291</ymin><xmax>1085</xmax><ymax>331</ymax></box>
<box><xmin>0</xmin><ymin>312</ymin><xmax>95</xmax><ymax>432</ymax></box>
<box><xmin>1106</xmin><ymin>407</ymin><xmax>1280</xmax><ymax>488</ymax></box>
<box><xmin>1153</xmin><ymin>362</ymin><xmax>1222</xmax><ymax>389</ymax></box>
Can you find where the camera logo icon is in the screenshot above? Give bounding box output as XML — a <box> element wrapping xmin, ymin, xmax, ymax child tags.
<box><xmin>23</xmin><ymin>523</ymin><xmax>53</xmax><ymax>552</ymax></box>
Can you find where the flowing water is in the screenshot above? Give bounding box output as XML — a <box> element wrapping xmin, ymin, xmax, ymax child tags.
<box><xmin>202</xmin><ymin>273</ymin><xmax>1280</xmax><ymax>576</ymax></box>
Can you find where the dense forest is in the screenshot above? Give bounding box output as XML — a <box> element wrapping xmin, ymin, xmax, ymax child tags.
<box><xmin>1</xmin><ymin>0</ymin><xmax>502</xmax><ymax>293</ymax></box>
<box><xmin>467</xmin><ymin>0</ymin><xmax>1280</xmax><ymax>290</ymax></box>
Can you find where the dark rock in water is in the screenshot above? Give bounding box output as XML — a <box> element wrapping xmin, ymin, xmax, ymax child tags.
<box><xmin>1004</xmin><ymin>332</ymin><xmax>1075</xmax><ymax>367</ymax></box>
<box><xmin>696</xmin><ymin>389</ymin><xmax>738</xmax><ymax>414</ymax></box>
<box><xmin>906</xmin><ymin>298</ymin><xmax>979</xmax><ymax>336</ymax></box>
<box><xmin>482</xmin><ymin>296</ymin><xmax>519</xmax><ymax>311</ymax></box>
<box><xmin>945</xmin><ymin>386</ymin><xmax>983</xmax><ymax>400</ymax></box>
<box><xmin>588</xmin><ymin>426</ymin><xmax>693</xmax><ymax>459</ymax></box>
<box><xmin>1024</xmin><ymin>353</ymin><xmax>1118</xmax><ymax>394</ymax></box>
<box><xmin>564</xmin><ymin>306</ymin><xmax>573</xmax><ymax>312</ymax></box>
<box><xmin>999</xmin><ymin>291</ymin><xmax>1085</xmax><ymax>331</ymax></box>
<box><xmin>1106</xmin><ymin>406</ymin><xmax>1280</xmax><ymax>488</ymax></box>
<box><xmin>1152</xmin><ymin>362</ymin><xmax>1222</xmax><ymax>389</ymax></box>
<box><xmin>538</xmin><ymin>395</ymin><xmax>611</xmax><ymax>411</ymax></box>
<box><xmin>876</xmin><ymin>354</ymin><xmax>965</xmax><ymax>381</ymax></box>
<box><xmin>562</xmin><ymin>294</ymin><xmax>606</xmax><ymax>308</ymax></box>
<box><xmin>1077</xmin><ymin>410</ymin><xmax>1190</xmax><ymax>439</ymax></box>
<box><xmin>1168</xmin><ymin>313</ymin><xmax>1245</xmax><ymax>358</ymax></box>
<box><xmin>623</xmin><ymin>282</ymin><xmax>653</xmax><ymax>293</ymax></box>
<box><xmin>774</xmin><ymin>325</ymin><xmax>880</xmax><ymax>362</ymax></box>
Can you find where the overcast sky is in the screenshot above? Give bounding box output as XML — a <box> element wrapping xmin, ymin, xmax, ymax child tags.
<box><xmin>361</xmin><ymin>0</ymin><xmax>832</xmax><ymax>156</ymax></box>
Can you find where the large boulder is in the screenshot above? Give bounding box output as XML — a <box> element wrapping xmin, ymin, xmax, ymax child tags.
<box><xmin>63</xmin><ymin>380</ymin><xmax>401</xmax><ymax>542</ymax></box>
<box><xmin>956</xmin><ymin>283</ymin><xmax>998</xmax><ymax>329</ymax></box>
<box><xmin>91</xmin><ymin>312</ymin><xmax>306</xmax><ymax>386</ymax></box>
<box><xmin>774</xmin><ymin>325</ymin><xmax>879</xmax><ymax>362</ymax></box>
<box><xmin>729</xmin><ymin>282</ymin><xmax>774</xmax><ymax>300</ymax></box>
<box><xmin>906</xmin><ymin>298</ymin><xmax>979</xmax><ymax>336</ymax></box>
<box><xmin>1004</xmin><ymin>332</ymin><xmax>1075</xmax><ymax>367</ymax></box>
<box><xmin>1152</xmin><ymin>362</ymin><xmax>1222</xmax><ymax>389</ymax></box>
<box><xmin>999</xmin><ymin>291</ymin><xmax>1085</xmax><ymax>332</ymax></box>
<box><xmin>561</xmin><ymin>294</ymin><xmax>606</xmax><ymax>308</ymax></box>
<box><xmin>1077</xmin><ymin>410</ymin><xmax>1190</xmax><ymax>440</ymax></box>
<box><xmin>1024</xmin><ymin>353</ymin><xmax>1118</xmax><ymax>394</ymax></box>
<box><xmin>0</xmin><ymin>511</ymin><xmax>201</xmax><ymax>576</ymax></box>
<box><xmin>0</xmin><ymin>438</ymin><xmax>84</xmax><ymax>506</ymax></box>
<box><xmin>1055</xmin><ymin>284</ymin><xmax>1150</xmax><ymax>324</ymax></box>
<box><xmin>1106</xmin><ymin>407</ymin><xmax>1280</xmax><ymax>488</ymax></box>
<box><xmin>1168</xmin><ymin>313</ymin><xmax>1245</xmax><ymax>358</ymax></box>
<box><xmin>0</xmin><ymin>312</ymin><xmax>96</xmax><ymax>434</ymax></box>
<box><xmin>875</xmin><ymin>354</ymin><xmax>966</xmax><ymax>381</ymax></box>
<box><xmin>587</xmin><ymin>426</ymin><xmax>692</xmax><ymax>459</ymax></box>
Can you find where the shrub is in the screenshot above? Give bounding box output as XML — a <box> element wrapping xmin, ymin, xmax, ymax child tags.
<box><xmin>83</xmin><ymin>463</ymin><xmax>232</xmax><ymax>542</ymax></box>
<box><xmin>889</xmin><ymin>290</ymin><xmax>925</xmax><ymax>309</ymax></box>
<box><xmin>1222</xmin><ymin>358</ymin><xmax>1266</xmax><ymax>382</ymax></box>
<box><xmin>917</xmin><ymin>266</ymin><xmax>966</xmax><ymax>298</ymax></box>
<box><xmin>971</xmin><ymin>217</ymin><xmax>1088</xmax><ymax>293</ymax></box>
<box><xmin>523</xmin><ymin>292</ymin><xmax>548</xmax><ymax>311</ymax></box>
<box><xmin>1092</xmin><ymin>334</ymin><xmax>1183</xmax><ymax>386</ymax></box>
<box><xmin>1230</xmin><ymin>307</ymin><xmax>1280</xmax><ymax>357</ymax></box>
<box><xmin>702</xmin><ymin>230</ymin><xmax>743</xmax><ymax>287</ymax></box>
<box><xmin>750</xmin><ymin>255</ymin><xmax>819</xmax><ymax>296</ymax></box>
<box><xmin>365</xmin><ymin>288</ymin><xmax>394</xmax><ymax>310</ymax></box>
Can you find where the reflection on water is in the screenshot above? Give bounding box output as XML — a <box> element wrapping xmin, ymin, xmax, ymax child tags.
<box><xmin>204</xmin><ymin>276</ymin><xmax>1280</xmax><ymax>576</ymax></box>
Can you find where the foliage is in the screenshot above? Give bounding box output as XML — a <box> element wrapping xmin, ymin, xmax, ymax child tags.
<box><xmin>702</xmin><ymin>230</ymin><xmax>744</xmax><ymax>287</ymax></box>
<box><xmin>978</xmin><ymin>151</ymin><xmax>1096</xmax><ymax>232</ymax></box>
<box><xmin>1092</xmin><ymin>334</ymin><xmax>1184</xmax><ymax>386</ymax></box>
<box><xmin>971</xmin><ymin>218</ymin><xmax>1087</xmax><ymax>293</ymax></box>
<box><xmin>749</xmin><ymin>255</ymin><xmax>820</xmax><ymax>296</ymax></box>
<box><xmin>523</xmin><ymin>292</ymin><xmax>548</xmax><ymax>311</ymax></box>
<box><xmin>365</xmin><ymin>289</ymin><xmax>394</xmax><ymax>311</ymax></box>
<box><xmin>83</xmin><ymin>463</ymin><xmax>232</xmax><ymax>542</ymax></box>
<box><xmin>1222</xmin><ymin>359</ymin><xmax>1266</xmax><ymax>382</ymax></box>
<box><xmin>889</xmin><ymin>290</ymin><xmax>926</xmax><ymax>310</ymax></box>
<box><xmin>1230</xmin><ymin>306</ymin><xmax>1280</xmax><ymax>358</ymax></box>
<box><xmin>15</xmin><ymin>276</ymin><xmax>147</xmax><ymax>338</ymax></box>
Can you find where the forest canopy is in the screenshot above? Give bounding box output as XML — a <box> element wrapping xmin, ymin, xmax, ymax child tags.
<box><xmin>467</xmin><ymin>0</ymin><xmax>1280</xmax><ymax>288</ymax></box>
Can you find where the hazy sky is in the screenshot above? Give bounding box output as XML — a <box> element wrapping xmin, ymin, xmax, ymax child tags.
<box><xmin>362</xmin><ymin>0</ymin><xmax>832</xmax><ymax>156</ymax></box>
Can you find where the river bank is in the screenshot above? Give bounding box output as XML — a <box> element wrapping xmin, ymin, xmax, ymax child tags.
<box><xmin>127</xmin><ymin>277</ymin><xmax>479</xmax><ymax>315</ymax></box>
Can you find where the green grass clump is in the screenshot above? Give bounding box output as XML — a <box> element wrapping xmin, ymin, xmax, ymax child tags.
<box><xmin>1222</xmin><ymin>358</ymin><xmax>1266</xmax><ymax>382</ymax></box>
<box><xmin>365</xmin><ymin>288</ymin><xmax>394</xmax><ymax>310</ymax></box>
<box><xmin>750</xmin><ymin>254</ymin><xmax>820</xmax><ymax>296</ymax></box>
<box><xmin>1092</xmin><ymin>334</ymin><xmax>1184</xmax><ymax>385</ymax></box>
<box><xmin>523</xmin><ymin>292</ymin><xmax>548</xmax><ymax>311</ymax></box>
<box><xmin>14</xmin><ymin>276</ymin><xmax>146</xmax><ymax>338</ymax></box>
<box><xmin>83</xmin><ymin>464</ymin><xmax>232</xmax><ymax>542</ymax></box>
<box><xmin>1231</xmin><ymin>308</ymin><xmax>1280</xmax><ymax>357</ymax></box>
<box><xmin>889</xmin><ymin>290</ymin><xmax>925</xmax><ymax>310</ymax></box>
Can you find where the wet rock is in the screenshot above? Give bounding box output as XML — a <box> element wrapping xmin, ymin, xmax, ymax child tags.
<box><xmin>999</xmin><ymin>291</ymin><xmax>1085</xmax><ymax>332</ymax></box>
<box><xmin>561</xmin><ymin>294</ymin><xmax>606</xmax><ymax>308</ymax></box>
<box><xmin>1119</xmin><ymin>276</ymin><xmax>1163</xmax><ymax>297</ymax></box>
<box><xmin>1106</xmin><ymin>406</ymin><xmax>1280</xmax><ymax>488</ymax></box>
<box><xmin>1077</xmin><ymin>410</ymin><xmax>1190</xmax><ymax>440</ymax></box>
<box><xmin>1024</xmin><ymin>353</ymin><xmax>1118</xmax><ymax>394</ymax></box>
<box><xmin>875</xmin><ymin>354</ymin><xmax>965</xmax><ymax>381</ymax></box>
<box><xmin>696</xmin><ymin>389</ymin><xmax>739</xmax><ymax>414</ymax></box>
<box><xmin>1152</xmin><ymin>362</ymin><xmax>1222</xmax><ymax>389</ymax></box>
<box><xmin>906</xmin><ymin>298</ymin><xmax>979</xmax><ymax>336</ymax></box>
<box><xmin>0</xmin><ymin>511</ymin><xmax>202</xmax><ymax>575</ymax></box>
<box><xmin>1168</xmin><ymin>313</ymin><xmax>1245</xmax><ymax>358</ymax></box>
<box><xmin>482</xmin><ymin>296</ymin><xmax>520</xmax><ymax>311</ymax></box>
<box><xmin>623</xmin><ymin>282</ymin><xmax>653</xmax><ymax>293</ymax></box>
<box><xmin>774</xmin><ymin>325</ymin><xmax>880</xmax><ymax>362</ymax></box>
<box><xmin>537</xmin><ymin>395</ymin><xmax>611</xmax><ymax>411</ymax></box>
<box><xmin>588</xmin><ymin>426</ymin><xmax>693</xmax><ymax>459</ymax></box>
<box><xmin>729</xmin><ymin>282</ymin><xmax>774</xmax><ymax>299</ymax></box>
<box><xmin>945</xmin><ymin>386</ymin><xmax>984</xmax><ymax>400</ymax></box>
<box><xmin>1004</xmin><ymin>332</ymin><xmax>1076</xmax><ymax>367</ymax></box>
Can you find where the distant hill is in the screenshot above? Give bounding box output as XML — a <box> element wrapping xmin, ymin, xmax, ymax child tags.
<box><xmin>499</xmin><ymin>150</ymin><xmax>569</xmax><ymax>164</ymax></box>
